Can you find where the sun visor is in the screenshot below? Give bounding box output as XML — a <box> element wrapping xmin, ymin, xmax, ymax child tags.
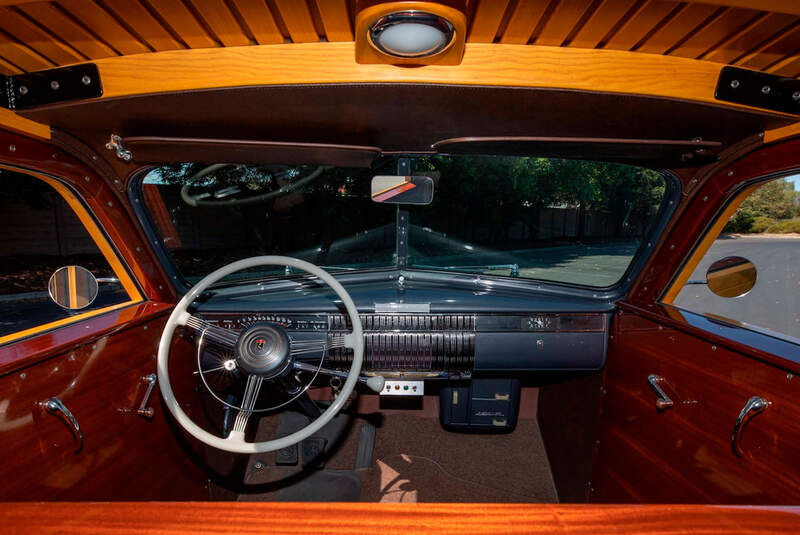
<box><xmin>433</xmin><ymin>137</ymin><xmax>724</xmax><ymax>168</ymax></box>
<box><xmin>121</xmin><ymin>137</ymin><xmax>381</xmax><ymax>167</ymax></box>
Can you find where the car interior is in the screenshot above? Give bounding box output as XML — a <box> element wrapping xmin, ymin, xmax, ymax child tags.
<box><xmin>1</xmin><ymin>0</ymin><xmax>800</xmax><ymax>532</ymax></box>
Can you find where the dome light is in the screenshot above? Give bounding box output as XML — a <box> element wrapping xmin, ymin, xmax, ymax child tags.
<box><xmin>369</xmin><ymin>11</ymin><xmax>455</xmax><ymax>59</ymax></box>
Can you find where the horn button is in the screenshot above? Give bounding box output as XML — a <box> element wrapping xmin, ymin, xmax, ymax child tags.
<box><xmin>235</xmin><ymin>322</ymin><xmax>291</xmax><ymax>378</ymax></box>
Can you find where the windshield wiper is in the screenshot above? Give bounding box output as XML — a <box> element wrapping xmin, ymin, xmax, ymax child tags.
<box><xmin>410</xmin><ymin>263</ymin><xmax>520</xmax><ymax>277</ymax></box>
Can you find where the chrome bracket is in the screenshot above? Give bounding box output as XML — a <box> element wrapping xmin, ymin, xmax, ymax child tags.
<box><xmin>39</xmin><ymin>397</ymin><xmax>84</xmax><ymax>453</ymax></box>
<box><xmin>647</xmin><ymin>374</ymin><xmax>674</xmax><ymax>411</ymax></box>
<box><xmin>105</xmin><ymin>134</ymin><xmax>131</xmax><ymax>161</ymax></box>
<box><xmin>731</xmin><ymin>396</ymin><xmax>770</xmax><ymax>457</ymax></box>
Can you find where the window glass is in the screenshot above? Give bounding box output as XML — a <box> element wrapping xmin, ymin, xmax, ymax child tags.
<box><xmin>672</xmin><ymin>174</ymin><xmax>800</xmax><ymax>341</ymax></box>
<box><xmin>141</xmin><ymin>156</ymin><xmax>667</xmax><ymax>288</ymax></box>
<box><xmin>0</xmin><ymin>169</ymin><xmax>130</xmax><ymax>339</ymax></box>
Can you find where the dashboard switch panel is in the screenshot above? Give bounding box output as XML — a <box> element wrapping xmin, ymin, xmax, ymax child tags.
<box><xmin>380</xmin><ymin>380</ymin><xmax>424</xmax><ymax>396</ymax></box>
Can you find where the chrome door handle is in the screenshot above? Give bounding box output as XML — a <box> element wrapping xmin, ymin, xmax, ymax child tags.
<box><xmin>647</xmin><ymin>374</ymin><xmax>674</xmax><ymax>411</ymax></box>
<box><xmin>40</xmin><ymin>397</ymin><xmax>83</xmax><ymax>453</ymax></box>
<box><xmin>731</xmin><ymin>396</ymin><xmax>770</xmax><ymax>457</ymax></box>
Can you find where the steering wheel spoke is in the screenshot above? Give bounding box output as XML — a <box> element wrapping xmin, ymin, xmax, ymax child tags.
<box><xmin>226</xmin><ymin>375</ymin><xmax>264</xmax><ymax>440</ymax></box>
<box><xmin>181</xmin><ymin>313</ymin><xmax>240</xmax><ymax>350</ymax></box>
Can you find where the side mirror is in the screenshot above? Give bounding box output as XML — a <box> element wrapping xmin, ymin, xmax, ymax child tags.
<box><xmin>706</xmin><ymin>256</ymin><xmax>757</xmax><ymax>298</ymax></box>
<box><xmin>48</xmin><ymin>266</ymin><xmax>99</xmax><ymax>310</ymax></box>
<box><xmin>371</xmin><ymin>175</ymin><xmax>434</xmax><ymax>205</ymax></box>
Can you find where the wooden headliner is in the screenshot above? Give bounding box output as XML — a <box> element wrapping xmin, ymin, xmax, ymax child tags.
<box><xmin>0</xmin><ymin>0</ymin><xmax>798</xmax><ymax>79</ymax></box>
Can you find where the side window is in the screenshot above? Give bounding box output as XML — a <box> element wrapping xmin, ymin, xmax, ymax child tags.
<box><xmin>666</xmin><ymin>174</ymin><xmax>800</xmax><ymax>342</ymax></box>
<box><xmin>0</xmin><ymin>168</ymin><xmax>141</xmax><ymax>344</ymax></box>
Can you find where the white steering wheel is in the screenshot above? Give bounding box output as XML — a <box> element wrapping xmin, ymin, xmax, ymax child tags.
<box><xmin>157</xmin><ymin>256</ymin><xmax>364</xmax><ymax>453</ymax></box>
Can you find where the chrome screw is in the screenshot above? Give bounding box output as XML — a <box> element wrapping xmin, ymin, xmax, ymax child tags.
<box><xmin>793</xmin><ymin>91</ymin><xmax>800</xmax><ymax>102</ymax></box>
<box><xmin>761</xmin><ymin>85</ymin><xmax>771</xmax><ymax>94</ymax></box>
<box><xmin>730</xmin><ymin>79</ymin><xmax>740</xmax><ymax>89</ymax></box>
<box><xmin>50</xmin><ymin>80</ymin><xmax>59</xmax><ymax>90</ymax></box>
<box><xmin>18</xmin><ymin>85</ymin><xmax>28</xmax><ymax>95</ymax></box>
<box><xmin>81</xmin><ymin>75</ymin><xmax>91</xmax><ymax>85</ymax></box>
<box><xmin>9</xmin><ymin>145</ymin><xmax>15</xmax><ymax>152</ymax></box>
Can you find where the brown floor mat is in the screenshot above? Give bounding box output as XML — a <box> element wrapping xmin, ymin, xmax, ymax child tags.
<box><xmin>358</xmin><ymin>414</ymin><xmax>557</xmax><ymax>503</ymax></box>
<box><xmin>228</xmin><ymin>406</ymin><xmax>557</xmax><ymax>503</ymax></box>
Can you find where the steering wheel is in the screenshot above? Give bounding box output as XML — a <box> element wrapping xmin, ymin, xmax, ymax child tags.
<box><xmin>180</xmin><ymin>164</ymin><xmax>326</xmax><ymax>207</ymax></box>
<box><xmin>157</xmin><ymin>256</ymin><xmax>365</xmax><ymax>453</ymax></box>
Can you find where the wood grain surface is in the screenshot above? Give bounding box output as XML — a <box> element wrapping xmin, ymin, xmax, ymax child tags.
<box><xmin>88</xmin><ymin>43</ymin><xmax>758</xmax><ymax>111</ymax></box>
<box><xmin>2</xmin><ymin>502</ymin><xmax>799</xmax><ymax>534</ymax></box>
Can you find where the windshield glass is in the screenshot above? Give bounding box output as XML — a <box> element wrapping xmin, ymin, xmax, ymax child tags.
<box><xmin>140</xmin><ymin>155</ymin><xmax>667</xmax><ymax>288</ymax></box>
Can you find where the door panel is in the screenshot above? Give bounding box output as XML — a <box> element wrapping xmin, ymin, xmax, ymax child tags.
<box><xmin>591</xmin><ymin>308</ymin><xmax>800</xmax><ymax>503</ymax></box>
<box><xmin>0</xmin><ymin>306</ymin><xmax>208</xmax><ymax>500</ymax></box>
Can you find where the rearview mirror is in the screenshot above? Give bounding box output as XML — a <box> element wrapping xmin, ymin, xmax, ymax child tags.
<box><xmin>706</xmin><ymin>256</ymin><xmax>757</xmax><ymax>298</ymax></box>
<box><xmin>371</xmin><ymin>175</ymin><xmax>434</xmax><ymax>205</ymax></box>
<box><xmin>48</xmin><ymin>266</ymin><xmax>99</xmax><ymax>310</ymax></box>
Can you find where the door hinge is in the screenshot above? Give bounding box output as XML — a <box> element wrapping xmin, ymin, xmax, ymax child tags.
<box><xmin>1</xmin><ymin>64</ymin><xmax>102</xmax><ymax>110</ymax></box>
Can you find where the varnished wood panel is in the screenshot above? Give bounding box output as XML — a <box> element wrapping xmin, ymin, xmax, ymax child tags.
<box><xmin>16</xmin><ymin>2</ymin><xmax>117</xmax><ymax>59</ymax></box>
<box><xmin>273</xmin><ymin>0</ymin><xmax>318</xmax><ymax>43</ymax></box>
<box><xmin>230</xmin><ymin>0</ymin><xmax>283</xmax><ymax>44</ymax></box>
<box><xmin>315</xmin><ymin>0</ymin><xmax>353</xmax><ymax>42</ymax></box>
<box><xmin>189</xmin><ymin>0</ymin><xmax>251</xmax><ymax>47</ymax></box>
<box><xmin>0</xmin><ymin>309</ymin><xmax>208</xmax><ymax>500</ymax></box>
<box><xmin>101</xmin><ymin>1</ymin><xmax>185</xmax><ymax>51</ymax></box>
<box><xmin>56</xmin><ymin>0</ymin><xmax>151</xmax><ymax>55</ymax></box>
<box><xmin>0</xmin><ymin>6</ymin><xmax>85</xmax><ymax>65</ymax></box>
<box><xmin>499</xmin><ymin>0</ymin><xmax>549</xmax><ymax>44</ymax></box>
<box><xmin>86</xmin><ymin>42</ymin><xmax>772</xmax><ymax>113</ymax></box>
<box><xmin>569</xmin><ymin>0</ymin><xmax>640</xmax><ymax>49</ymax></box>
<box><xmin>146</xmin><ymin>0</ymin><xmax>218</xmax><ymax>49</ymax></box>
<box><xmin>591</xmin><ymin>309</ymin><xmax>800</xmax><ymax>503</ymax></box>
<box><xmin>0</xmin><ymin>0</ymin><xmax>798</xmax><ymax>79</ymax></box>
<box><xmin>2</xmin><ymin>502</ymin><xmax>800</xmax><ymax>534</ymax></box>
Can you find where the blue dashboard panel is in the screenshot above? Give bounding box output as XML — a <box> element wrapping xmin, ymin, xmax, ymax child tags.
<box><xmin>195</xmin><ymin>273</ymin><xmax>613</xmax><ymax>373</ymax></box>
<box><xmin>474</xmin><ymin>330</ymin><xmax>609</xmax><ymax>371</ymax></box>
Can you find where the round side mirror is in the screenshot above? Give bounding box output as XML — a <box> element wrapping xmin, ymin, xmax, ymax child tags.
<box><xmin>706</xmin><ymin>256</ymin><xmax>757</xmax><ymax>298</ymax></box>
<box><xmin>48</xmin><ymin>266</ymin><xmax>99</xmax><ymax>310</ymax></box>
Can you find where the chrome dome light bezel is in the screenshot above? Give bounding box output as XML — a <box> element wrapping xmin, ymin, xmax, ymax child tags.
<box><xmin>368</xmin><ymin>11</ymin><xmax>456</xmax><ymax>59</ymax></box>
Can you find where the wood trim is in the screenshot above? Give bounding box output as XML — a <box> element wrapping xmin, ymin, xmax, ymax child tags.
<box><xmin>0</xmin><ymin>109</ymin><xmax>50</xmax><ymax>139</ymax></box>
<box><xmin>682</xmin><ymin>0</ymin><xmax>800</xmax><ymax>17</ymax></box>
<box><xmin>83</xmin><ymin>42</ymin><xmax>793</xmax><ymax>116</ymax></box>
<box><xmin>765</xmin><ymin>121</ymin><xmax>800</xmax><ymax>143</ymax></box>
<box><xmin>0</xmin><ymin>164</ymin><xmax>143</xmax><ymax>347</ymax></box>
<box><xmin>661</xmin><ymin>183</ymin><xmax>759</xmax><ymax>304</ymax></box>
<box><xmin>2</xmin><ymin>502</ymin><xmax>800</xmax><ymax>534</ymax></box>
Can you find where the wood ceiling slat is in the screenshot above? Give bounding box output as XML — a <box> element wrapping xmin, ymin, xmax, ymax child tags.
<box><xmin>468</xmin><ymin>0</ymin><xmax>510</xmax><ymax>43</ymax></box>
<box><xmin>16</xmin><ymin>2</ymin><xmax>117</xmax><ymax>59</ymax></box>
<box><xmin>188</xmin><ymin>0</ymin><xmax>250</xmax><ymax>46</ymax></box>
<box><xmin>0</xmin><ymin>30</ymin><xmax>54</xmax><ymax>71</ymax></box>
<box><xmin>500</xmin><ymin>0</ymin><xmax>550</xmax><ymax>44</ymax></box>
<box><xmin>230</xmin><ymin>0</ymin><xmax>282</xmax><ymax>44</ymax></box>
<box><xmin>737</xmin><ymin>22</ymin><xmax>800</xmax><ymax>69</ymax></box>
<box><xmin>0</xmin><ymin>55</ymin><xmax>22</xmax><ymax>74</ymax></box>
<box><xmin>701</xmin><ymin>13</ymin><xmax>797</xmax><ymax>64</ymax></box>
<box><xmin>635</xmin><ymin>3</ymin><xmax>720</xmax><ymax>54</ymax></box>
<box><xmin>603</xmin><ymin>0</ymin><xmax>681</xmax><ymax>50</ymax></box>
<box><xmin>765</xmin><ymin>52</ymin><xmax>800</xmax><ymax>76</ymax></box>
<box><xmin>570</xmin><ymin>0</ymin><xmax>639</xmax><ymax>49</ymax></box>
<box><xmin>145</xmin><ymin>0</ymin><xmax>218</xmax><ymax>49</ymax></box>
<box><xmin>101</xmin><ymin>0</ymin><xmax>183</xmax><ymax>51</ymax></box>
<box><xmin>57</xmin><ymin>0</ymin><xmax>150</xmax><ymax>55</ymax></box>
<box><xmin>0</xmin><ymin>6</ymin><xmax>84</xmax><ymax>64</ymax></box>
<box><xmin>669</xmin><ymin>7</ymin><xmax>760</xmax><ymax>59</ymax></box>
<box><xmin>273</xmin><ymin>0</ymin><xmax>318</xmax><ymax>43</ymax></box>
<box><xmin>314</xmin><ymin>0</ymin><xmax>351</xmax><ymax>42</ymax></box>
<box><xmin>535</xmin><ymin>0</ymin><xmax>597</xmax><ymax>47</ymax></box>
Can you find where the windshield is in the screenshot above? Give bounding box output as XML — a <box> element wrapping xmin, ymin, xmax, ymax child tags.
<box><xmin>140</xmin><ymin>155</ymin><xmax>667</xmax><ymax>288</ymax></box>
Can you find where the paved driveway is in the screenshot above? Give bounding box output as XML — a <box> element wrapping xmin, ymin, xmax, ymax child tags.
<box><xmin>673</xmin><ymin>236</ymin><xmax>800</xmax><ymax>340</ymax></box>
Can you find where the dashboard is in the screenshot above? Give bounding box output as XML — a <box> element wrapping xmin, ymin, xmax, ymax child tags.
<box><xmin>194</xmin><ymin>273</ymin><xmax>612</xmax><ymax>378</ymax></box>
